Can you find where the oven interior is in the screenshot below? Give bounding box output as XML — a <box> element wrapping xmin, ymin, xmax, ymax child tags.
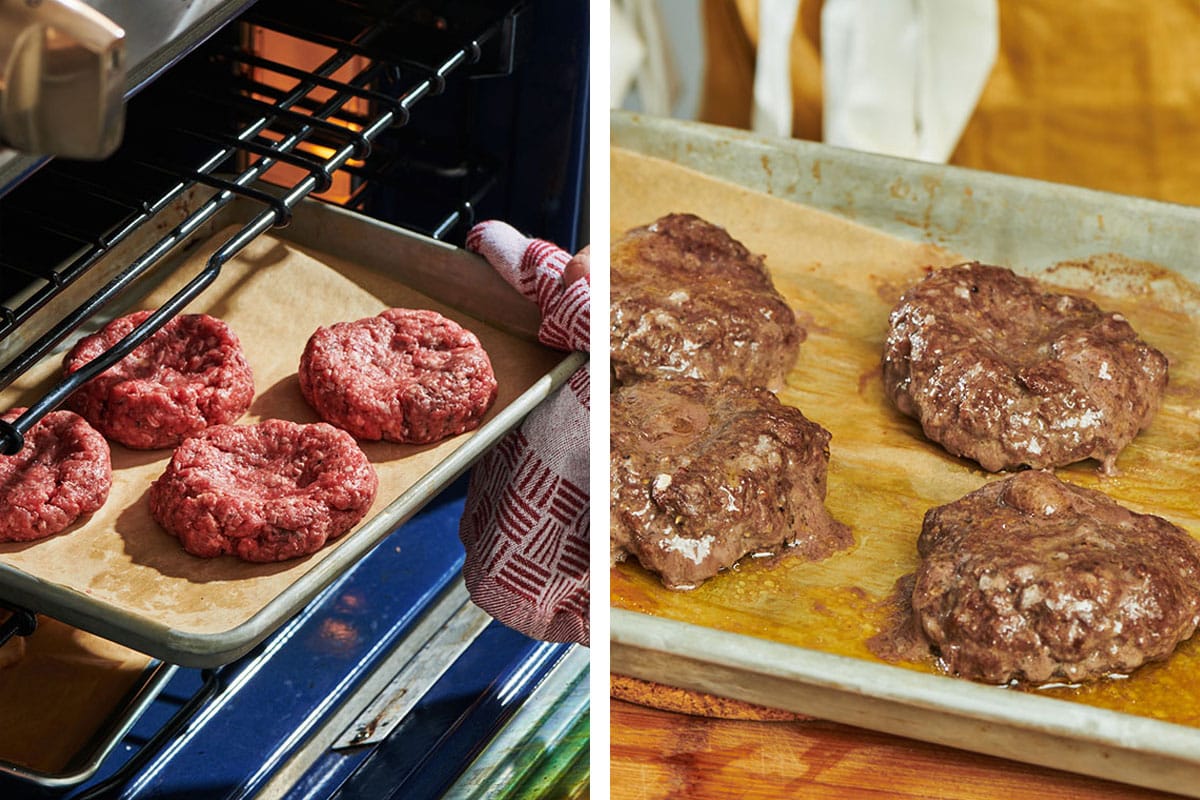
<box><xmin>0</xmin><ymin>0</ymin><xmax>589</xmax><ymax>797</ymax></box>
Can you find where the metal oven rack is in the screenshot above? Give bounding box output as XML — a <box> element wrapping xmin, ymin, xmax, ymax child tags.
<box><xmin>0</xmin><ymin>0</ymin><xmax>527</xmax><ymax>454</ymax></box>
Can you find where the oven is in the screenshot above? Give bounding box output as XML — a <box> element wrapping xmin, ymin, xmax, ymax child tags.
<box><xmin>0</xmin><ymin>1</ymin><xmax>589</xmax><ymax>797</ymax></box>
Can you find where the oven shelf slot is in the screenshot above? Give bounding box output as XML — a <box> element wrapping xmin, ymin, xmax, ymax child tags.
<box><xmin>226</xmin><ymin>49</ymin><xmax>407</xmax><ymax>115</ymax></box>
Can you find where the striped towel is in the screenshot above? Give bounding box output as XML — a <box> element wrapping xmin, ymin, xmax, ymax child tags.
<box><xmin>459</xmin><ymin>221</ymin><xmax>590</xmax><ymax>646</ymax></box>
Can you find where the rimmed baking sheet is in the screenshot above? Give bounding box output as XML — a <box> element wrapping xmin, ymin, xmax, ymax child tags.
<box><xmin>0</xmin><ymin>199</ymin><xmax>584</xmax><ymax>667</ymax></box>
<box><xmin>610</xmin><ymin>110</ymin><xmax>1200</xmax><ymax>796</ymax></box>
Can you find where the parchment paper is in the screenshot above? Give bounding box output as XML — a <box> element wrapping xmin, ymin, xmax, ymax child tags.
<box><xmin>0</xmin><ymin>226</ymin><xmax>561</xmax><ymax>637</ymax></box>
<box><xmin>610</xmin><ymin>147</ymin><xmax>1200</xmax><ymax>726</ymax></box>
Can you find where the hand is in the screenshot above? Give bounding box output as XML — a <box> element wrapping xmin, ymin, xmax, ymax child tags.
<box><xmin>564</xmin><ymin>245</ymin><xmax>591</xmax><ymax>288</ymax></box>
<box><xmin>457</xmin><ymin>221</ymin><xmax>590</xmax><ymax>646</ymax></box>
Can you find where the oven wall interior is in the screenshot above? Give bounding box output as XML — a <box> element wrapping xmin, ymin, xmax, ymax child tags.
<box><xmin>0</xmin><ymin>0</ymin><xmax>588</xmax><ymax>373</ymax></box>
<box><xmin>0</xmin><ymin>1</ymin><xmax>589</xmax><ymax>798</ymax></box>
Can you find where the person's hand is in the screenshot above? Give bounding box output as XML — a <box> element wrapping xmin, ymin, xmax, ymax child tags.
<box><xmin>457</xmin><ymin>221</ymin><xmax>590</xmax><ymax>646</ymax></box>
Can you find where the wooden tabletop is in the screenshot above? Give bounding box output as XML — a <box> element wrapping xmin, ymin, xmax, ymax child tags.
<box><xmin>610</xmin><ymin>699</ymin><xmax>1183</xmax><ymax>799</ymax></box>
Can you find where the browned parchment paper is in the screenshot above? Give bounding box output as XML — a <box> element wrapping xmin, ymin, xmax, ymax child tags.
<box><xmin>0</xmin><ymin>226</ymin><xmax>561</xmax><ymax>637</ymax></box>
<box><xmin>610</xmin><ymin>147</ymin><xmax>1200</xmax><ymax>725</ymax></box>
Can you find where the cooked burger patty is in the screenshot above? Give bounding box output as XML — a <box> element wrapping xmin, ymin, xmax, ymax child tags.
<box><xmin>63</xmin><ymin>310</ymin><xmax>255</xmax><ymax>450</ymax></box>
<box><xmin>299</xmin><ymin>308</ymin><xmax>498</xmax><ymax>444</ymax></box>
<box><xmin>0</xmin><ymin>407</ymin><xmax>111</xmax><ymax>542</ymax></box>
<box><xmin>611</xmin><ymin>213</ymin><xmax>803</xmax><ymax>389</ymax></box>
<box><xmin>610</xmin><ymin>379</ymin><xmax>850</xmax><ymax>589</ymax></box>
<box><xmin>149</xmin><ymin>419</ymin><xmax>378</xmax><ymax>562</ymax></box>
<box><xmin>912</xmin><ymin>470</ymin><xmax>1200</xmax><ymax>685</ymax></box>
<box><xmin>882</xmin><ymin>262</ymin><xmax>1167</xmax><ymax>473</ymax></box>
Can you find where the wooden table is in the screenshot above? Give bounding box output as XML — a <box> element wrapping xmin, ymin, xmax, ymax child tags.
<box><xmin>610</xmin><ymin>699</ymin><xmax>1182</xmax><ymax>799</ymax></box>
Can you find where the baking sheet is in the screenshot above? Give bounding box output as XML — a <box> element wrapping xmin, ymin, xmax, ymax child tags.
<box><xmin>610</xmin><ymin>111</ymin><xmax>1200</xmax><ymax>795</ymax></box>
<box><xmin>0</xmin><ymin>205</ymin><xmax>581</xmax><ymax>666</ymax></box>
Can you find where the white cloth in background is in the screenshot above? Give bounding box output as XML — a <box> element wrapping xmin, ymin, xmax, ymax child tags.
<box><xmin>612</xmin><ymin>1</ymin><xmax>646</xmax><ymax>108</ymax></box>
<box><xmin>820</xmin><ymin>0</ymin><xmax>998</xmax><ymax>162</ymax></box>
<box><xmin>752</xmin><ymin>0</ymin><xmax>998</xmax><ymax>161</ymax></box>
<box><xmin>610</xmin><ymin>0</ymin><xmax>677</xmax><ymax>114</ymax></box>
<box><xmin>752</xmin><ymin>0</ymin><xmax>803</xmax><ymax>137</ymax></box>
<box><xmin>458</xmin><ymin>221</ymin><xmax>590</xmax><ymax>646</ymax></box>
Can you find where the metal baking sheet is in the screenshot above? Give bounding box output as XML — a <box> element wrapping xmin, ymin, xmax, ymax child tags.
<box><xmin>0</xmin><ymin>198</ymin><xmax>584</xmax><ymax>667</ymax></box>
<box><xmin>610</xmin><ymin>109</ymin><xmax>1200</xmax><ymax>796</ymax></box>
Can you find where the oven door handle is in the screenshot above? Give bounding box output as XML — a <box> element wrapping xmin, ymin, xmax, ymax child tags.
<box><xmin>0</xmin><ymin>0</ymin><xmax>125</xmax><ymax>158</ymax></box>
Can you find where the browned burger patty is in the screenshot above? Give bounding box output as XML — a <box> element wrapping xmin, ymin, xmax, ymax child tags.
<box><xmin>0</xmin><ymin>407</ymin><xmax>111</xmax><ymax>542</ymax></box>
<box><xmin>299</xmin><ymin>308</ymin><xmax>498</xmax><ymax>445</ymax></box>
<box><xmin>912</xmin><ymin>470</ymin><xmax>1200</xmax><ymax>685</ymax></box>
<box><xmin>149</xmin><ymin>419</ymin><xmax>378</xmax><ymax>562</ymax></box>
<box><xmin>611</xmin><ymin>213</ymin><xmax>803</xmax><ymax>389</ymax></box>
<box><xmin>610</xmin><ymin>379</ymin><xmax>850</xmax><ymax>590</ymax></box>
<box><xmin>882</xmin><ymin>262</ymin><xmax>1167</xmax><ymax>473</ymax></box>
<box><xmin>63</xmin><ymin>310</ymin><xmax>255</xmax><ymax>450</ymax></box>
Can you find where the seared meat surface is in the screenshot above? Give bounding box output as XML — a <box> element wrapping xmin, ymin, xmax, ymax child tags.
<box><xmin>611</xmin><ymin>379</ymin><xmax>850</xmax><ymax>589</ymax></box>
<box><xmin>913</xmin><ymin>470</ymin><xmax>1200</xmax><ymax>684</ymax></box>
<box><xmin>611</xmin><ymin>214</ymin><xmax>802</xmax><ymax>389</ymax></box>
<box><xmin>882</xmin><ymin>262</ymin><xmax>1167</xmax><ymax>473</ymax></box>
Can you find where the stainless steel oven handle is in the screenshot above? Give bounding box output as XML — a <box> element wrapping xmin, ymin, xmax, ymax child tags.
<box><xmin>0</xmin><ymin>0</ymin><xmax>125</xmax><ymax>158</ymax></box>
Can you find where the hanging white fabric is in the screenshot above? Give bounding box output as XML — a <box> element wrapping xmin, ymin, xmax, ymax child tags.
<box><xmin>611</xmin><ymin>0</ymin><xmax>678</xmax><ymax>116</ymax></box>
<box><xmin>819</xmin><ymin>0</ymin><xmax>999</xmax><ymax>162</ymax></box>
<box><xmin>611</xmin><ymin>1</ymin><xmax>645</xmax><ymax>108</ymax></box>
<box><xmin>752</xmin><ymin>0</ymin><xmax>803</xmax><ymax>137</ymax></box>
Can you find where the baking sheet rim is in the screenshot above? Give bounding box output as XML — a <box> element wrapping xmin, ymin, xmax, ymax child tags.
<box><xmin>610</xmin><ymin>110</ymin><xmax>1200</xmax><ymax>269</ymax></box>
<box><xmin>612</xmin><ymin>609</ymin><xmax>1200</xmax><ymax>795</ymax></box>
<box><xmin>0</xmin><ymin>352</ymin><xmax>583</xmax><ymax>668</ymax></box>
<box><xmin>609</xmin><ymin>111</ymin><xmax>1200</xmax><ymax>794</ymax></box>
<box><xmin>0</xmin><ymin>200</ymin><xmax>586</xmax><ymax>668</ymax></box>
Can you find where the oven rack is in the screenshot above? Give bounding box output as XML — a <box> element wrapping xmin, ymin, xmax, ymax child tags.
<box><xmin>0</xmin><ymin>3</ymin><xmax>522</xmax><ymax>456</ymax></box>
<box><xmin>0</xmin><ymin>1</ymin><xmax>530</xmax><ymax>343</ymax></box>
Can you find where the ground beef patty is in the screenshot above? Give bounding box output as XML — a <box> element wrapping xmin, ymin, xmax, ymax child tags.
<box><xmin>882</xmin><ymin>262</ymin><xmax>1167</xmax><ymax>473</ymax></box>
<box><xmin>63</xmin><ymin>310</ymin><xmax>254</xmax><ymax>450</ymax></box>
<box><xmin>611</xmin><ymin>379</ymin><xmax>850</xmax><ymax>589</ymax></box>
<box><xmin>299</xmin><ymin>308</ymin><xmax>497</xmax><ymax>444</ymax></box>
<box><xmin>0</xmin><ymin>408</ymin><xmax>111</xmax><ymax>542</ymax></box>
<box><xmin>912</xmin><ymin>470</ymin><xmax>1200</xmax><ymax>685</ymax></box>
<box><xmin>149</xmin><ymin>419</ymin><xmax>378</xmax><ymax>562</ymax></box>
<box><xmin>611</xmin><ymin>213</ymin><xmax>803</xmax><ymax>389</ymax></box>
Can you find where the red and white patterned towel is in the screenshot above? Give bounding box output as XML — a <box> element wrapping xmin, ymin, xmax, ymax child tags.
<box><xmin>459</xmin><ymin>221</ymin><xmax>590</xmax><ymax>646</ymax></box>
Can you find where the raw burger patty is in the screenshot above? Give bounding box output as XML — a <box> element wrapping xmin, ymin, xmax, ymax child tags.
<box><xmin>63</xmin><ymin>310</ymin><xmax>255</xmax><ymax>450</ymax></box>
<box><xmin>882</xmin><ymin>262</ymin><xmax>1167</xmax><ymax>473</ymax></box>
<box><xmin>299</xmin><ymin>308</ymin><xmax>498</xmax><ymax>444</ymax></box>
<box><xmin>0</xmin><ymin>407</ymin><xmax>111</xmax><ymax>542</ymax></box>
<box><xmin>610</xmin><ymin>379</ymin><xmax>850</xmax><ymax>590</ymax></box>
<box><xmin>912</xmin><ymin>470</ymin><xmax>1200</xmax><ymax>685</ymax></box>
<box><xmin>611</xmin><ymin>213</ymin><xmax>803</xmax><ymax>389</ymax></box>
<box><xmin>149</xmin><ymin>419</ymin><xmax>378</xmax><ymax>562</ymax></box>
